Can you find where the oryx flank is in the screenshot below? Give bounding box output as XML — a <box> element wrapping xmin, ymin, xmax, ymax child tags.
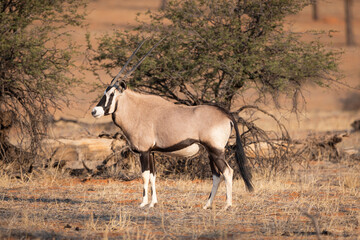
<box><xmin>91</xmin><ymin>40</ymin><xmax>253</xmax><ymax>210</ymax></box>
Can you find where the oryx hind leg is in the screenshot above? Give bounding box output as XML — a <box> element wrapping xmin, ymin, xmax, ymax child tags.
<box><xmin>203</xmin><ymin>157</ymin><xmax>221</xmax><ymax>209</ymax></box>
<box><xmin>139</xmin><ymin>152</ymin><xmax>157</xmax><ymax>208</ymax></box>
<box><xmin>204</xmin><ymin>148</ymin><xmax>233</xmax><ymax>210</ymax></box>
<box><xmin>223</xmin><ymin>162</ymin><xmax>233</xmax><ymax>210</ymax></box>
<box><xmin>149</xmin><ymin>152</ymin><xmax>158</xmax><ymax>207</ymax></box>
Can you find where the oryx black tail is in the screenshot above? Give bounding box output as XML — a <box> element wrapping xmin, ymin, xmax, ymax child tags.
<box><xmin>206</xmin><ymin>103</ymin><xmax>254</xmax><ymax>191</ymax></box>
<box><xmin>231</xmin><ymin>116</ymin><xmax>254</xmax><ymax>192</ymax></box>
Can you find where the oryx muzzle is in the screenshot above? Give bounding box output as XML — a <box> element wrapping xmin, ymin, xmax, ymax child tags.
<box><xmin>91</xmin><ymin>39</ymin><xmax>253</xmax><ymax>210</ymax></box>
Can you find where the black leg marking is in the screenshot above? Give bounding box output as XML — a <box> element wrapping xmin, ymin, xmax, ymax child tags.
<box><xmin>140</xmin><ymin>151</ymin><xmax>156</xmax><ymax>174</ymax></box>
<box><xmin>209</xmin><ymin>156</ymin><xmax>221</xmax><ymax>177</ymax></box>
<box><xmin>207</xmin><ymin>147</ymin><xmax>227</xmax><ymax>174</ymax></box>
<box><xmin>140</xmin><ymin>152</ymin><xmax>151</xmax><ymax>172</ymax></box>
<box><xmin>150</xmin><ymin>152</ymin><xmax>156</xmax><ymax>174</ymax></box>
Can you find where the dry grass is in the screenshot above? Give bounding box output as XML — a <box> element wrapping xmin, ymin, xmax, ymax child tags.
<box><xmin>0</xmin><ymin>159</ymin><xmax>359</xmax><ymax>239</ymax></box>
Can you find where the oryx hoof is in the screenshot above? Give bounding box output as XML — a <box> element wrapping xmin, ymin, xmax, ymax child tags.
<box><xmin>149</xmin><ymin>202</ymin><xmax>158</xmax><ymax>208</ymax></box>
<box><xmin>203</xmin><ymin>204</ymin><xmax>212</xmax><ymax>210</ymax></box>
<box><xmin>139</xmin><ymin>202</ymin><xmax>148</xmax><ymax>208</ymax></box>
<box><xmin>223</xmin><ymin>204</ymin><xmax>232</xmax><ymax>211</ymax></box>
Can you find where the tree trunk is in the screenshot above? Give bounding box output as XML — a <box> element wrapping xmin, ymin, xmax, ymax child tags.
<box><xmin>312</xmin><ymin>0</ymin><xmax>318</xmax><ymax>21</ymax></box>
<box><xmin>0</xmin><ymin>111</ymin><xmax>32</xmax><ymax>164</ymax></box>
<box><xmin>345</xmin><ymin>0</ymin><xmax>356</xmax><ymax>46</ymax></box>
<box><xmin>0</xmin><ymin>111</ymin><xmax>16</xmax><ymax>163</ymax></box>
<box><xmin>160</xmin><ymin>0</ymin><xmax>167</xmax><ymax>10</ymax></box>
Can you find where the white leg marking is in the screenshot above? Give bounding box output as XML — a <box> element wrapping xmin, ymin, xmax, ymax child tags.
<box><xmin>223</xmin><ymin>166</ymin><xmax>234</xmax><ymax>210</ymax></box>
<box><xmin>203</xmin><ymin>174</ymin><xmax>221</xmax><ymax>209</ymax></box>
<box><xmin>149</xmin><ymin>173</ymin><xmax>158</xmax><ymax>208</ymax></box>
<box><xmin>140</xmin><ymin>170</ymin><xmax>150</xmax><ymax>208</ymax></box>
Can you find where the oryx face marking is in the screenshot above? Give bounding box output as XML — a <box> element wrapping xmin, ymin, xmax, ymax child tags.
<box><xmin>91</xmin><ymin>86</ymin><xmax>118</xmax><ymax>118</ymax></box>
<box><xmin>91</xmin><ymin>38</ymin><xmax>159</xmax><ymax>119</ymax></box>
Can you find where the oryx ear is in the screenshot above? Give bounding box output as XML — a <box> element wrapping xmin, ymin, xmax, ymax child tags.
<box><xmin>119</xmin><ymin>81</ymin><xmax>127</xmax><ymax>90</ymax></box>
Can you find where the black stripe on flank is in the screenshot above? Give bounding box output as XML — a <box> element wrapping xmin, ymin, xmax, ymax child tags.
<box><xmin>152</xmin><ymin>139</ymin><xmax>198</xmax><ymax>153</ymax></box>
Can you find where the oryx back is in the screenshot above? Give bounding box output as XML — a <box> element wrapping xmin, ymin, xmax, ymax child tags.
<box><xmin>112</xmin><ymin>90</ymin><xmax>232</xmax><ymax>156</ymax></box>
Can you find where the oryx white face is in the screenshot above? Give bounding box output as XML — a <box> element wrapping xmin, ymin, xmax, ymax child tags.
<box><xmin>91</xmin><ymin>86</ymin><xmax>119</xmax><ymax>118</ymax></box>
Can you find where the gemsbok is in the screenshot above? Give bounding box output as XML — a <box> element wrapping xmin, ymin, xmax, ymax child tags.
<box><xmin>91</xmin><ymin>40</ymin><xmax>254</xmax><ymax>209</ymax></box>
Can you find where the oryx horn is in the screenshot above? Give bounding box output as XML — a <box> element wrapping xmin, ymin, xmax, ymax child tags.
<box><xmin>120</xmin><ymin>37</ymin><xmax>165</xmax><ymax>82</ymax></box>
<box><xmin>110</xmin><ymin>39</ymin><xmax>147</xmax><ymax>86</ymax></box>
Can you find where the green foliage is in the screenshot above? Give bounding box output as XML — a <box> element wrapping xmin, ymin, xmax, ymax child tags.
<box><xmin>0</xmin><ymin>0</ymin><xmax>86</xmax><ymax>154</ymax></box>
<box><xmin>90</xmin><ymin>0</ymin><xmax>341</xmax><ymax>110</ymax></box>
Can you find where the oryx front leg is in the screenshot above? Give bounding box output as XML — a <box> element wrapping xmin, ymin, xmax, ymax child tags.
<box><xmin>139</xmin><ymin>151</ymin><xmax>157</xmax><ymax>208</ymax></box>
<box><xmin>149</xmin><ymin>152</ymin><xmax>157</xmax><ymax>208</ymax></box>
<box><xmin>149</xmin><ymin>173</ymin><xmax>158</xmax><ymax>208</ymax></box>
<box><xmin>140</xmin><ymin>170</ymin><xmax>150</xmax><ymax>207</ymax></box>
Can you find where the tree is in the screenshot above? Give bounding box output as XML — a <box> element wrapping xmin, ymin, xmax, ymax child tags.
<box><xmin>345</xmin><ymin>0</ymin><xmax>355</xmax><ymax>46</ymax></box>
<box><xmin>88</xmin><ymin>0</ymin><xmax>342</xmax><ymax>175</ymax></box>
<box><xmin>90</xmin><ymin>0</ymin><xmax>340</xmax><ymax>110</ymax></box>
<box><xmin>160</xmin><ymin>0</ymin><xmax>167</xmax><ymax>10</ymax></box>
<box><xmin>0</xmin><ymin>0</ymin><xmax>86</xmax><ymax>165</ymax></box>
<box><xmin>312</xmin><ymin>0</ymin><xmax>318</xmax><ymax>21</ymax></box>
